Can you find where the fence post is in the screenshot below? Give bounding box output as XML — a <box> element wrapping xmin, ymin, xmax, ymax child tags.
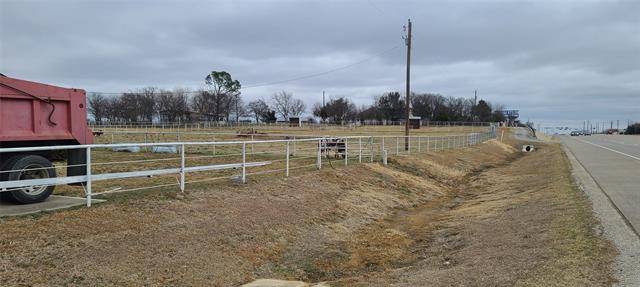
<box><xmin>427</xmin><ymin>136</ymin><xmax>430</xmax><ymax>152</ymax></box>
<box><xmin>212</xmin><ymin>135</ymin><xmax>216</xmax><ymax>154</ymax></box>
<box><xmin>344</xmin><ymin>138</ymin><xmax>348</xmax><ymax>166</ymax></box>
<box><xmin>293</xmin><ymin>136</ymin><xmax>297</xmax><ymax>156</ymax></box>
<box><xmin>242</xmin><ymin>142</ymin><xmax>247</xmax><ymax>183</ymax></box>
<box><xmin>383</xmin><ymin>150</ymin><xmax>388</xmax><ymax>165</ymax></box>
<box><xmin>358</xmin><ymin>137</ymin><xmax>362</xmax><ymax>163</ymax></box>
<box><xmin>251</xmin><ymin>134</ymin><xmax>255</xmax><ymax>155</ymax></box>
<box><xmin>381</xmin><ymin>137</ymin><xmax>385</xmax><ymax>155</ymax></box>
<box><xmin>418</xmin><ymin>136</ymin><xmax>421</xmax><ymax>152</ymax></box>
<box><xmin>286</xmin><ymin>141</ymin><xmax>290</xmax><ymax>177</ymax></box>
<box><xmin>396</xmin><ymin>136</ymin><xmax>399</xmax><ymax>155</ymax></box>
<box><xmin>316</xmin><ymin>139</ymin><xmax>322</xmax><ymax>169</ymax></box>
<box><xmin>180</xmin><ymin>144</ymin><xmax>185</xmax><ymax>192</ymax></box>
<box><xmin>85</xmin><ymin>147</ymin><xmax>92</xmax><ymax>207</ymax></box>
<box><xmin>369</xmin><ymin>137</ymin><xmax>374</xmax><ymax>162</ymax></box>
<box><xmin>407</xmin><ymin>136</ymin><xmax>411</xmax><ymax>154</ymax></box>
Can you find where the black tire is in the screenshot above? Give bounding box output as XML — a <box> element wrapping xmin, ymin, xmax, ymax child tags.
<box><xmin>1</xmin><ymin>155</ymin><xmax>56</xmax><ymax>204</ymax></box>
<box><xmin>0</xmin><ymin>156</ymin><xmax>21</xmax><ymax>202</ymax></box>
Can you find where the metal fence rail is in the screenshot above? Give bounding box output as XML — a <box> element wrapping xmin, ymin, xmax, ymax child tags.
<box><xmin>0</xmin><ymin>127</ymin><xmax>497</xmax><ymax>208</ymax></box>
<box><xmin>89</xmin><ymin>120</ymin><xmax>494</xmax><ymax>131</ymax></box>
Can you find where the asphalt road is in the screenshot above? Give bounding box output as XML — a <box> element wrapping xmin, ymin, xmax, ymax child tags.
<box><xmin>561</xmin><ymin>135</ymin><xmax>640</xmax><ymax>235</ymax></box>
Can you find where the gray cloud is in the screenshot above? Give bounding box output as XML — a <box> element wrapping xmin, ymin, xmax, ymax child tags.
<box><xmin>1</xmin><ymin>0</ymin><xmax>639</xmax><ymax>126</ymax></box>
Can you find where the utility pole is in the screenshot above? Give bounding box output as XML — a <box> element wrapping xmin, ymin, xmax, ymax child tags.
<box><xmin>322</xmin><ymin>90</ymin><xmax>326</xmax><ymax>108</ymax></box>
<box><xmin>474</xmin><ymin>90</ymin><xmax>477</xmax><ymax>106</ymax></box>
<box><xmin>404</xmin><ymin>18</ymin><xmax>412</xmax><ymax>151</ymax></box>
<box><xmin>235</xmin><ymin>94</ymin><xmax>239</xmax><ymax>125</ymax></box>
<box><xmin>322</xmin><ymin>90</ymin><xmax>326</xmax><ymax>123</ymax></box>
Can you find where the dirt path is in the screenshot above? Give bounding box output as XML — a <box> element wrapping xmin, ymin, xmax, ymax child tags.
<box><xmin>0</xmin><ymin>134</ymin><xmax>616</xmax><ymax>286</ymax></box>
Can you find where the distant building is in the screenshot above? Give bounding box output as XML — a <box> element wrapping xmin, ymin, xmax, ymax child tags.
<box><xmin>289</xmin><ymin>117</ymin><xmax>301</xmax><ymax>127</ymax></box>
<box><xmin>409</xmin><ymin>116</ymin><xmax>421</xmax><ymax>129</ymax></box>
<box><xmin>497</xmin><ymin>109</ymin><xmax>519</xmax><ymax>126</ymax></box>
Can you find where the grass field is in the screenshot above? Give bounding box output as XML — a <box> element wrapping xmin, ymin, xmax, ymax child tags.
<box><xmin>0</xmin><ymin>128</ymin><xmax>615</xmax><ymax>286</ymax></box>
<box><xmin>52</xmin><ymin>125</ymin><xmax>492</xmax><ymax>199</ymax></box>
<box><xmin>93</xmin><ymin>124</ymin><xmax>488</xmax><ymax>144</ymax></box>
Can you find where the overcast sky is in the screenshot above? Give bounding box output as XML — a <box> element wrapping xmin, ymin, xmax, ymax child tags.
<box><xmin>1</xmin><ymin>0</ymin><xmax>638</xmax><ymax>127</ymax></box>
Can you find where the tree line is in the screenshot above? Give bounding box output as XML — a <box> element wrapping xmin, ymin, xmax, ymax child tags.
<box><xmin>626</xmin><ymin>123</ymin><xmax>640</xmax><ymax>134</ymax></box>
<box><xmin>88</xmin><ymin>70</ymin><xmax>505</xmax><ymax>124</ymax></box>
<box><xmin>314</xmin><ymin>92</ymin><xmax>505</xmax><ymax>124</ymax></box>
<box><xmin>88</xmin><ymin>71</ymin><xmax>307</xmax><ymax>124</ymax></box>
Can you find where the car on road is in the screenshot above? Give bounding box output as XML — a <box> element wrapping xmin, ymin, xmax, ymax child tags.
<box><xmin>583</xmin><ymin>130</ymin><xmax>592</xmax><ymax>136</ymax></box>
<box><xmin>570</xmin><ymin>131</ymin><xmax>581</xmax><ymax>136</ymax></box>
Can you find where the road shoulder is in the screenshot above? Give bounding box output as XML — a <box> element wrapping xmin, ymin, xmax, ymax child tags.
<box><xmin>563</xmin><ymin>145</ymin><xmax>640</xmax><ymax>286</ymax></box>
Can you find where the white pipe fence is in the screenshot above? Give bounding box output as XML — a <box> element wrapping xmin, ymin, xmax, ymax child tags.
<box><xmin>89</xmin><ymin>120</ymin><xmax>494</xmax><ymax>131</ymax></box>
<box><xmin>0</xmin><ymin>127</ymin><xmax>497</xmax><ymax>208</ymax></box>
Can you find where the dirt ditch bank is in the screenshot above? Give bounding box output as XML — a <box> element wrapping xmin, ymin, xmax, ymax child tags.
<box><xmin>0</xmin><ymin>135</ymin><xmax>615</xmax><ymax>286</ymax></box>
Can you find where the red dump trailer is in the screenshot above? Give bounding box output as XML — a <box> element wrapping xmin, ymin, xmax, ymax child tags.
<box><xmin>0</xmin><ymin>75</ymin><xmax>94</xmax><ymax>203</ymax></box>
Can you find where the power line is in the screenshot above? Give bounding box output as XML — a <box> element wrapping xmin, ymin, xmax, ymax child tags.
<box><xmin>88</xmin><ymin>45</ymin><xmax>401</xmax><ymax>95</ymax></box>
<box><xmin>243</xmin><ymin>45</ymin><xmax>400</xmax><ymax>88</ymax></box>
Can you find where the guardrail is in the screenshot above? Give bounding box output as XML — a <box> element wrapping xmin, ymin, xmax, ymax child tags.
<box><xmin>0</xmin><ymin>128</ymin><xmax>496</xmax><ymax>208</ymax></box>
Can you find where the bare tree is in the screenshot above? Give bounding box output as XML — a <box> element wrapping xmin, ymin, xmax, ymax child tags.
<box><xmin>87</xmin><ymin>93</ymin><xmax>109</xmax><ymax>124</ymax></box>
<box><xmin>191</xmin><ymin>90</ymin><xmax>213</xmax><ymax>121</ymax></box>
<box><xmin>290</xmin><ymin>98</ymin><xmax>306</xmax><ymax>118</ymax></box>
<box><xmin>230</xmin><ymin>95</ymin><xmax>247</xmax><ymax>123</ymax></box>
<box><xmin>247</xmin><ymin>99</ymin><xmax>270</xmax><ymax>123</ymax></box>
<box><xmin>157</xmin><ymin>88</ymin><xmax>190</xmax><ymax>122</ymax></box>
<box><xmin>313</xmin><ymin>96</ymin><xmax>356</xmax><ymax>124</ymax></box>
<box><xmin>138</xmin><ymin>87</ymin><xmax>157</xmax><ymax>122</ymax></box>
<box><xmin>271</xmin><ymin>90</ymin><xmax>306</xmax><ymax>120</ymax></box>
<box><xmin>105</xmin><ymin>96</ymin><xmax>121</xmax><ymax>122</ymax></box>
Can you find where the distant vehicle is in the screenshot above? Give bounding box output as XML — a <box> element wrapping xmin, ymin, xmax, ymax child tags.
<box><xmin>583</xmin><ymin>130</ymin><xmax>592</xmax><ymax>136</ymax></box>
<box><xmin>570</xmin><ymin>131</ymin><xmax>580</xmax><ymax>136</ymax></box>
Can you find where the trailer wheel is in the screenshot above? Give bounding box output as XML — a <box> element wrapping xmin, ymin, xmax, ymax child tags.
<box><xmin>1</xmin><ymin>155</ymin><xmax>56</xmax><ymax>204</ymax></box>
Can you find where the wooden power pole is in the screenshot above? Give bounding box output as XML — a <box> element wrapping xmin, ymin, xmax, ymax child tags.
<box><xmin>404</xmin><ymin>18</ymin><xmax>412</xmax><ymax>151</ymax></box>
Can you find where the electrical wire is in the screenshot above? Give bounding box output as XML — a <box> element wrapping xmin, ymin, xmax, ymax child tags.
<box><xmin>241</xmin><ymin>45</ymin><xmax>400</xmax><ymax>88</ymax></box>
<box><xmin>86</xmin><ymin>45</ymin><xmax>400</xmax><ymax>95</ymax></box>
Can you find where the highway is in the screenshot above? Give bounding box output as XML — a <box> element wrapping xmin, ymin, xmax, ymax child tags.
<box><xmin>561</xmin><ymin>135</ymin><xmax>640</xmax><ymax>235</ymax></box>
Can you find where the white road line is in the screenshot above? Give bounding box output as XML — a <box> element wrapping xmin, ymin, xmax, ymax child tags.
<box><xmin>574</xmin><ymin>138</ymin><xmax>640</xmax><ymax>161</ymax></box>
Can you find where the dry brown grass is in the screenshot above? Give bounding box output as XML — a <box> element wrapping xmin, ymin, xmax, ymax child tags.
<box><xmin>0</xmin><ymin>129</ymin><xmax>615</xmax><ymax>286</ymax></box>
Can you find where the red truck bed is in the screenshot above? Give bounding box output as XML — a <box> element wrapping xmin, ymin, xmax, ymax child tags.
<box><xmin>0</xmin><ymin>76</ymin><xmax>93</xmax><ymax>145</ymax></box>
